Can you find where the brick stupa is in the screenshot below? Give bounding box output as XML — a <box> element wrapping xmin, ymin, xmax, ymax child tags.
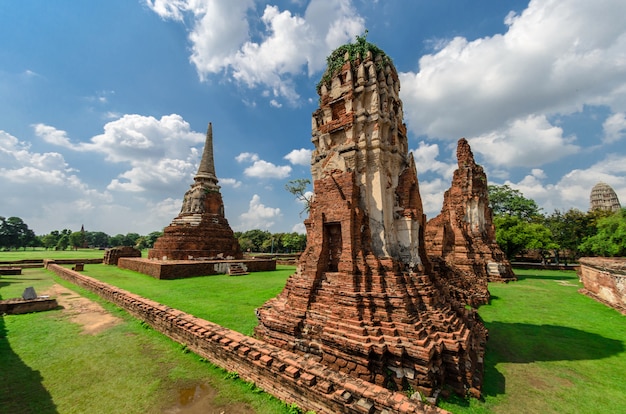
<box><xmin>148</xmin><ymin>123</ymin><xmax>242</xmax><ymax>260</ymax></box>
<box><xmin>425</xmin><ymin>138</ymin><xmax>515</xmax><ymax>293</ymax></box>
<box><xmin>255</xmin><ymin>44</ymin><xmax>486</xmax><ymax>397</ymax></box>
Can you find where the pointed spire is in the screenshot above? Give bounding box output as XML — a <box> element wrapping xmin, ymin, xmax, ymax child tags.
<box><xmin>195</xmin><ymin>122</ymin><xmax>219</xmax><ymax>188</ymax></box>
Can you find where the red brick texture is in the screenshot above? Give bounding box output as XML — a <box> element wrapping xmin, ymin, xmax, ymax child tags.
<box><xmin>46</xmin><ymin>263</ymin><xmax>448</xmax><ymax>414</ymax></box>
<box><xmin>148</xmin><ymin>191</ymin><xmax>242</xmax><ymax>261</ymax></box>
<box><xmin>256</xmin><ymin>53</ymin><xmax>487</xmax><ymax>398</ymax></box>
<box><xmin>118</xmin><ymin>257</ymin><xmax>276</xmax><ymax>279</ymax></box>
<box><xmin>425</xmin><ymin>138</ymin><xmax>515</xmax><ymax>300</ymax></box>
<box><xmin>578</xmin><ymin>257</ymin><xmax>626</xmax><ymax>315</ymax></box>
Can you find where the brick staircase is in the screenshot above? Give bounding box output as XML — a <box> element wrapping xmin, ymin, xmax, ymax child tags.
<box><xmin>228</xmin><ymin>263</ymin><xmax>248</xmax><ymax>276</ymax></box>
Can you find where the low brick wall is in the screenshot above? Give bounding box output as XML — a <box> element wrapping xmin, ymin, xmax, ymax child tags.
<box><xmin>46</xmin><ymin>263</ymin><xmax>446</xmax><ymax>414</ymax></box>
<box><xmin>578</xmin><ymin>257</ymin><xmax>626</xmax><ymax>315</ymax></box>
<box><xmin>118</xmin><ymin>258</ymin><xmax>276</xmax><ymax>279</ymax></box>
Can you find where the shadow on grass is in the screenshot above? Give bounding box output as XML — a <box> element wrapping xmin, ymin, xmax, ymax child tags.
<box><xmin>0</xmin><ymin>289</ymin><xmax>58</xmax><ymax>413</ymax></box>
<box><xmin>481</xmin><ymin>321</ymin><xmax>624</xmax><ymax>398</ymax></box>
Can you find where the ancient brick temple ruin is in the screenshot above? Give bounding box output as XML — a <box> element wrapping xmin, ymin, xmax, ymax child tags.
<box><xmin>255</xmin><ymin>45</ymin><xmax>486</xmax><ymax>397</ymax></box>
<box><xmin>148</xmin><ymin>123</ymin><xmax>242</xmax><ymax>261</ymax></box>
<box><xmin>425</xmin><ymin>138</ymin><xmax>515</xmax><ymax>305</ymax></box>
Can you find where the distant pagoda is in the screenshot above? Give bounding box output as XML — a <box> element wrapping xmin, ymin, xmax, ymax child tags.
<box><xmin>590</xmin><ymin>182</ymin><xmax>621</xmax><ymax>212</ymax></box>
<box><xmin>148</xmin><ymin>123</ymin><xmax>242</xmax><ymax>260</ymax></box>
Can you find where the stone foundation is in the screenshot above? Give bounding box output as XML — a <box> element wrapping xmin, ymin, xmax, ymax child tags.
<box><xmin>0</xmin><ymin>297</ymin><xmax>58</xmax><ymax>314</ymax></box>
<box><xmin>118</xmin><ymin>258</ymin><xmax>276</xmax><ymax>279</ymax></box>
<box><xmin>578</xmin><ymin>257</ymin><xmax>626</xmax><ymax>315</ymax></box>
<box><xmin>45</xmin><ymin>263</ymin><xmax>447</xmax><ymax>414</ymax></box>
<box><xmin>0</xmin><ymin>267</ymin><xmax>22</xmax><ymax>275</ymax></box>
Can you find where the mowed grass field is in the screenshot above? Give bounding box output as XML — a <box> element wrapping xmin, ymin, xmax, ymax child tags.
<box><xmin>2</xmin><ymin>249</ymin><xmax>626</xmax><ymax>413</ymax></box>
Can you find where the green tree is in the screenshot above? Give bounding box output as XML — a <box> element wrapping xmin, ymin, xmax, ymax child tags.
<box><xmin>494</xmin><ymin>215</ymin><xmax>557</xmax><ymax>260</ymax></box>
<box><xmin>124</xmin><ymin>233</ymin><xmax>141</xmax><ymax>247</ymax></box>
<box><xmin>41</xmin><ymin>233</ymin><xmax>59</xmax><ymax>250</ymax></box>
<box><xmin>282</xmin><ymin>232</ymin><xmax>306</xmax><ymax>252</ymax></box>
<box><xmin>545</xmin><ymin>208</ymin><xmax>601</xmax><ymax>263</ymax></box>
<box><xmin>85</xmin><ymin>231</ymin><xmax>110</xmax><ymax>248</ymax></box>
<box><xmin>579</xmin><ymin>208</ymin><xmax>626</xmax><ymax>257</ymax></box>
<box><xmin>239</xmin><ymin>229</ymin><xmax>271</xmax><ymax>252</ymax></box>
<box><xmin>488</xmin><ymin>184</ymin><xmax>542</xmax><ymax>220</ymax></box>
<box><xmin>109</xmin><ymin>234</ymin><xmax>125</xmax><ymax>247</ymax></box>
<box><xmin>0</xmin><ymin>216</ymin><xmax>35</xmax><ymax>250</ymax></box>
<box><xmin>56</xmin><ymin>234</ymin><xmax>70</xmax><ymax>251</ymax></box>
<box><xmin>145</xmin><ymin>231</ymin><xmax>163</xmax><ymax>248</ymax></box>
<box><xmin>69</xmin><ymin>231</ymin><xmax>85</xmax><ymax>250</ymax></box>
<box><xmin>285</xmin><ymin>178</ymin><xmax>312</xmax><ymax>216</ymax></box>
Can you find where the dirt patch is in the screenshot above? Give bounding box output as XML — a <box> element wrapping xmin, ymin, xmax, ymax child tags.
<box><xmin>162</xmin><ymin>383</ymin><xmax>254</xmax><ymax>414</ymax></box>
<box><xmin>555</xmin><ymin>280</ymin><xmax>579</xmax><ymax>287</ymax></box>
<box><xmin>43</xmin><ymin>284</ymin><xmax>122</xmax><ymax>335</ymax></box>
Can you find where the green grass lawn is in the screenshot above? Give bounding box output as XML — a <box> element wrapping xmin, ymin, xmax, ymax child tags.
<box><xmin>440</xmin><ymin>269</ymin><xmax>626</xmax><ymax>414</ymax></box>
<box><xmin>0</xmin><ymin>248</ymin><xmax>109</xmax><ymax>262</ymax></box>
<box><xmin>79</xmin><ymin>264</ymin><xmax>294</xmax><ymax>336</ymax></box>
<box><xmin>3</xmin><ymin>259</ymin><xmax>626</xmax><ymax>413</ymax></box>
<box><xmin>0</xmin><ymin>268</ymin><xmax>291</xmax><ymax>414</ymax></box>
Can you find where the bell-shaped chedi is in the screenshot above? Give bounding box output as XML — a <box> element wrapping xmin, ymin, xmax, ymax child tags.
<box><xmin>148</xmin><ymin>123</ymin><xmax>242</xmax><ymax>261</ymax></box>
<box><xmin>425</xmin><ymin>139</ymin><xmax>515</xmax><ymax>294</ymax></box>
<box><xmin>255</xmin><ymin>38</ymin><xmax>486</xmax><ymax>398</ymax></box>
<box><xmin>590</xmin><ymin>182</ymin><xmax>622</xmax><ymax>213</ymax></box>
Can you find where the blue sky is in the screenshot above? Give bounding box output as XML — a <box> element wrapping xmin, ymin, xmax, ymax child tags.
<box><xmin>1</xmin><ymin>0</ymin><xmax>625</xmax><ymax>236</ymax></box>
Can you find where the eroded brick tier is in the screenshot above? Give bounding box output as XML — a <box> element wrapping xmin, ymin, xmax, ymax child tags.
<box><xmin>256</xmin><ymin>47</ymin><xmax>486</xmax><ymax>397</ymax></box>
<box><xmin>425</xmin><ymin>139</ymin><xmax>515</xmax><ymax>292</ymax></box>
<box><xmin>148</xmin><ymin>123</ymin><xmax>242</xmax><ymax>261</ymax></box>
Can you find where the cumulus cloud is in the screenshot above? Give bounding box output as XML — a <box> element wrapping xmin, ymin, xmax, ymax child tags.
<box><xmin>237</xmin><ymin>194</ymin><xmax>282</xmax><ymax>229</ymax></box>
<box><xmin>146</xmin><ymin>0</ymin><xmax>365</xmax><ymax>104</ymax></box>
<box><xmin>235</xmin><ymin>152</ymin><xmax>260</xmax><ymax>163</ymax></box>
<box><xmin>236</xmin><ymin>151</ymin><xmax>292</xmax><ymax>179</ymax></box>
<box><xmin>0</xmin><ymin>129</ymin><xmax>116</xmax><ymax>233</ymax></box>
<box><xmin>284</xmin><ymin>148</ymin><xmax>312</xmax><ymax>166</ymax></box>
<box><xmin>603</xmin><ymin>112</ymin><xmax>626</xmax><ymax>143</ymax></box>
<box><xmin>29</xmin><ymin>114</ymin><xmax>209</xmax><ymax>198</ymax></box>
<box><xmin>410</xmin><ymin>141</ymin><xmax>456</xmax><ymax>178</ymax></box>
<box><xmin>498</xmin><ymin>154</ymin><xmax>626</xmax><ymax>214</ymax></box>
<box><xmin>244</xmin><ymin>159</ymin><xmax>292</xmax><ymax>179</ymax></box>
<box><xmin>220</xmin><ymin>177</ymin><xmax>242</xmax><ymax>188</ymax></box>
<box><xmin>399</xmin><ymin>0</ymin><xmax>626</xmax><ymax>165</ymax></box>
<box><xmin>470</xmin><ymin>115</ymin><xmax>580</xmax><ymax>167</ymax></box>
<box><xmin>33</xmin><ymin>124</ymin><xmax>73</xmax><ymax>147</ymax></box>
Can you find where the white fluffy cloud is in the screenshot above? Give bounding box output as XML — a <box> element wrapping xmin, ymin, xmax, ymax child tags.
<box><xmin>244</xmin><ymin>159</ymin><xmax>292</xmax><ymax>179</ymax></box>
<box><xmin>284</xmin><ymin>148</ymin><xmax>312</xmax><ymax>166</ymax></box>
<box><xmin>410</xmin><ymin>141</ymin><xmax>456</xmax><ymax>178</ymax></box>
<box><xmin>603</xmin><ymin>112</ymin><xmax>626</xmax><ymax>143</ymax></box>
<box><xmin>236</xmin><ymin>151</ymin><xmax>292</xmax><ymax>179</ymax></box>
<box><xmin>500</xmin><ymin>155</ymin><xmax>626</xmax><ymax>214</ymax></box>
<box><xmin>0</xmin><ymin>129</ymin><xmax>116</xmax><ymax>233</ymax></box>
<box><xmin>237</xmin><ymin>194</ymin><xmax>282</xmax><ymax>230</ymax></box>
<box><xmin>35</xmin><ymin>114</ymin><xmax>205</xmax><ymax>194</ymax></box>
<box><xmin>146</xmin><ymin>0</ymin><xmax>364</xmax><ymax>104</ymax></box>
<box><xmin>470</xmin><ymin>115</ymin><xmax>580</xmax><ymax>167</ymax></box>
<box><xmin>399</xmin><ymin>0</ymin><xmax>626</xmax><ymax>164</ymax></box>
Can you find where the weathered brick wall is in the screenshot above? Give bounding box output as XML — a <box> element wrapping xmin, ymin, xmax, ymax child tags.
<box><xmin>46</xmin><ymin>263</ymin><xmax>446</xmax><ymax>414</ymax></box>
<box><xmin>578</xmin><ymin>257</ymin><xmax>626</xmax><ymax>315</ymax></box>
<box><xmin>118</xmin><ymin>258</ymin><xmax>276</xmax><ymax>279</ymax></box>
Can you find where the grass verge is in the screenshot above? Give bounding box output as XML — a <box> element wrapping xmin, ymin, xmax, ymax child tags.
<box><xmin>80</xmin><ymin>264</ymin><xmax>293</xmax><ymax>336</ymax></box>
<box><xmin>439</xmin><ymin>268</ymin><xmax>626</xmax><ymax>414</ymax></box>
<box><xmin>0</xmin><ymin>268</ymin><xmax>292</xmax><ymax>413</ymax></box>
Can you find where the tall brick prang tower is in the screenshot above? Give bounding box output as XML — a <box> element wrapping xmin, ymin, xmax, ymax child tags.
<box><xmin>425</xmin><ymin>138</ymin><xmax>515</xmax><ymax>306</ymax></box>
<box><xmin>255</xmin><ymin>41</ymin><xmax>486</xmax><ymax>397</ymax></box>
<box><xmin>148</xmin><ymin>123</ymin><xmax>242</xmax><ymax>261</ymax></box>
